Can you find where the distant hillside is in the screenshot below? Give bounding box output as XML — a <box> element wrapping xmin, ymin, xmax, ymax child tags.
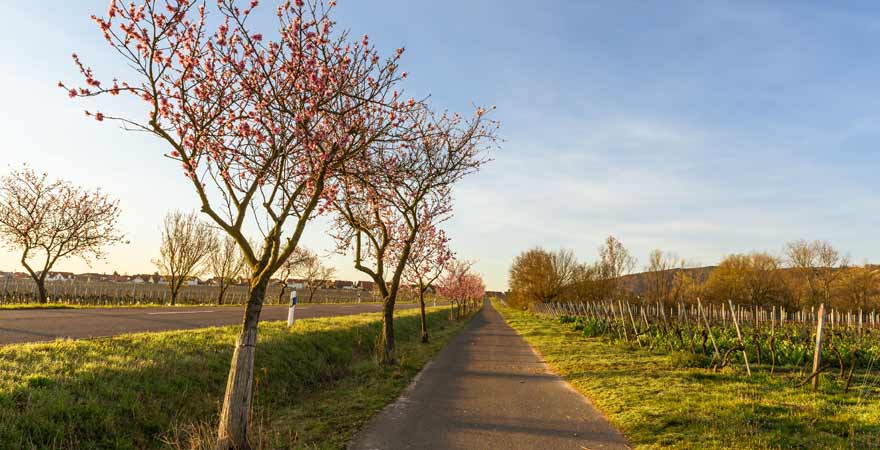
<box><xmin>618</xmin><ymin>266</ymin><xmax>716</xmax><ymax>296</ymax></box>
<box><xmin>619</xmin><ymin>264</ymin><xmax>880</xmax><ymax>297</ymax></box>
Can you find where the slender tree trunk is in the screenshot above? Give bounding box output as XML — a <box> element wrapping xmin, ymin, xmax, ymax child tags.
<box><xmin>419</xmin><ymin>288</ymin><xmax>429</xmax><ymax>343</ymax></box>
<box><xmin>217</xmin><ymin>282</ymin><xmax>226</xmax><ymax>306</ymax></box>
<box><xmin>216</xmin><ymin>279</ymin><xmax>268</xmax><ymax>450</ymax></box>
<box><xmin>34</xmin><ymin>277</ymin><xmax>48</xmax><ymax>304</ymax></box>
<box><xmin>277</xmin><ymin>284</ymin><xmax>286</xmax><ymax>305</ymax></box>
<box><xmin>170</xmin><ymin>285</ymin><xmax>178</xmax><ymax>306</ymax></box>
<box><xmin>380</xmin><ymin>296</ymin><xmax>396</xmax><ymax>364</ymax></box>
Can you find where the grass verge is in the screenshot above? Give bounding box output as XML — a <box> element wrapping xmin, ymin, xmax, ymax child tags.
<box><xmin>0</xmin><ymin>303</ymin><xmax>77</xmax><ymax>310</ymax></box>
<box><xmin>495</xmin><ymin>302</ymin><xmax>880</xmax><ymax>450</ymax></box>
<box><xmin>0</xmin><ymin>306</ymin><xmax>470</xmax><ymax>449</ymax></box>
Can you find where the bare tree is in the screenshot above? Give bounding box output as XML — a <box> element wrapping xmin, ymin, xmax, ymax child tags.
<box><xmin>785</xmin><ymin>239</ymin><xmax>848</xmax><ymax>307</ymax></box>
<box><xmin>597</xmin><ymin>235</ymin><xmax>636</xmax><ymax>299</ymax></box>
<box><xmin>569</xmin><ymin>262</ymin><xmax>603</xmax><ymax>302</ymax></box>
<box><xmin>154</xmin><ymin>211</ymin><xmax>214</xmax><ymax>306</ymax></box>
<box><xmin>643</xmin><ymin>249</ymin><xmax>680</xmax><ymax>306</ymax></box>
<box><xmin>0</xmin><ymin>167</ymin><xmax>124</xmax><ymax>303</ymax></box>
<box><xmin>703</xmin><ymin>252</ymin><xmax>789</xmax><ymax>307</ymax></box>
<box><xmin>837</xmin><ymin>263</ymin><xmax>880</xmax><ymax>310</ymax></box>
<box><xmin>669</xmin><ymin>261</ymin><xmax>703</xmax><ymax>304</ymax></box>
<box><xmin>785</xmin><ymin>239</ymin><xmax>820</xmax><ymax>306</ymax></box>
<box><xmin>815</xmin><ymin>241</ymin><xmax>849</xmax><ymax>306</ymax></box>
<box><xmin>209</xmin><ymin>234</ymin><xmax>246</xmax><ymax>305</ymax></box>
<box><xmin>742</xmin><ymin>252</ymin><xmax>784</xmax><ymax>305</ymax></box>
<box><xmin>274</xmin><ymin>247</ymin><xmax>313</xmax><ymax>304</ymax></box>
<box><xmin>295</xmin><ymin>251</ymin><xmax>336</xmax><ymax>303</ymax></box>
<box><xmin>508</xmin><ymin>247</ymin><xmax>580</xmax><ymax>307</ymax></box>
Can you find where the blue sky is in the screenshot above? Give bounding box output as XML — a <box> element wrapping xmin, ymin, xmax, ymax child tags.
<box><xmin>1</xmin><ymin>1</ymin><xmax>879</xmax><ymax>290</ymax></box>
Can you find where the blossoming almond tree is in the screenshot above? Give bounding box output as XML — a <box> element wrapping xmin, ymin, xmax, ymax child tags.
<box><xmin>0</xmin><ymin>167</ymin><xmax>124</xmax><ymax>303</ymax></box>
<box><xmin>333</xmin><ymin>106</ymin><xmax>497</xmax><ymax>363</ymax></box>
<box><xmin>402</xmin><ymin>224</ymin><xmax>453</xmax><ymax>343</ymax></box>
<box><xmin>437</xmin><ymin>259</ymin><xmax>486</xmax><ymax>319</ymax></box>
<box><xmin>63</xmin><ymin>1</ymin><xmax>413</xmax><ymax>448</ymax></box>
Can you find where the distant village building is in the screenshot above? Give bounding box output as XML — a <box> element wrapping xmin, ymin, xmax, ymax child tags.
<box><xmin>357</xmin><ymin>280</ymin><xmax>376</xmax><ymax>291</ymax></box>
<box><xmin>334</xmin><ymin>280</ymin><xmax>355</xmax><ymax>290</ymax></box>
<box><xmin>42</xmin><ymin>271</ymin><xmax>76</xmax><ymax>282</ymax></box>
<box><xmin>130</xmin><ymin>274</ymin><xmax>163</xmax><ymax>284</ymax></box>
<box><xmin>1</xmin><ymin>269</ymin><xmax>376</xmax><ymax>292</ymax></box>
<box><xmin>285</xmin><ymin>278</ymin><xmax>306</xmax><ymax>289</ymax></box>
<box><xmin>78</xmin><ymin>273</ymin><xmax>109</xmax><ymax>282</ymax></box>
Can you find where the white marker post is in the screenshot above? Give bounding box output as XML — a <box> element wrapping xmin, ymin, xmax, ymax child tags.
<box><xmin>287</xmin><ymin>290</ymin><xmax>297</xmax><ymax>326</ymax></box>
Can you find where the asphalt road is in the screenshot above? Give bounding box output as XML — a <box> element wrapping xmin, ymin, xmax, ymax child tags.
<box><xmin>0</xmin><ymin>303</ymin><xmax>413</xmax><ymax>345</ymax></box>
<box><xmin>349</xmin><ymin>302</ymin><xmax>631</xmax><ymax>450</ymax></box>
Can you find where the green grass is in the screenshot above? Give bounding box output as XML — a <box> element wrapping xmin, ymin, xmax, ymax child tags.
<box><xmin>495</xmin><ymin>302</ymin><xmax>880</xmax><ymax>450</ymax></box>
<box><xmin>0</xmin><ymin>303</ymin><xmax>78</xmax><ymax>310</ymax></box>
<box><xmin>0</xmin><ymin>306</ymin><xmax>470</xmax><ymax>450</ymax></box>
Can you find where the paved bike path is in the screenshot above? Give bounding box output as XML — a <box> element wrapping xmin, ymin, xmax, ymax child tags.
<box><xmin>349</xmin><ymin>302</ymin><xmax>630</xmax><ymax>450</ymax></box>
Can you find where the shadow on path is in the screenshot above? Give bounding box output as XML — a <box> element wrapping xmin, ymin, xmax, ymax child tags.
<box><xmin>348</xmin><ymin>301</ymin><xmax>631</xmax><ymax>450</ymax></box>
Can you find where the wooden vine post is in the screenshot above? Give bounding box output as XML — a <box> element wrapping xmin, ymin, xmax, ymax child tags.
<box><xmin>812</xmin><ymin>303</ymin><xmax>826</xmax><ymax>392</ymax></box>
<box><xmin>698</xmin><ymin>298</ymin><xmax>721</xmax><ymax>363</ymax></box>
<box><xmin>728</xmin><ymin>300</ymin><xmax>752</xmax><ymax>377</ymax></box>
<box><xmin>625</xmin><ymin>302</ymin><xmax>642</xmax><ymax>348</ymax></box>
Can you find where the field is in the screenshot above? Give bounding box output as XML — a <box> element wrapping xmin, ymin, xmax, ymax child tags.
<box><xmin>538</xmin><ymin>300</ymin><xmax>880</xmax><ymax>390</ymax></box>
<box><xmin>0</xmin><ymin>306</ymin><xmax>470</xmax><ymax>450</ymax></box>
<box><xmin>497</xmin><ymin>301</ymin><xmax>880</xmax><ymax>449</ymax></box>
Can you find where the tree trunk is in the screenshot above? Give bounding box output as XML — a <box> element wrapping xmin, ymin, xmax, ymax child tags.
<box><xmin>380</xmin><ymin>296</ymin><xmax>396</xmax><ymax>364</ymax></box>
<box><xmin>217</xmin><ymin>283</ymin><xmax>226</xmax><ymax>306</ymax></box>
<box><xmin>216</xmin><ymin>279</ymin><xmax>268</xmax><ymax>450</ymax></box>
<box><xmin>277</xmin><ymin>284</ymin><xmax>287</xmax><ymax>305</ymax></box>
<box><xmin>169</xmin><ymin>278</ymin><xmax>182</xmax><ymax>306</ymax></box>
<box><xmin>419</xmin><ymin>289</ymin><xmax>428</xmax><ymax>343</ymax></box>
<box><xmin>35</xmin><ymin>278</ymin><xmax>48</xmax><ymax>304</ymax></box>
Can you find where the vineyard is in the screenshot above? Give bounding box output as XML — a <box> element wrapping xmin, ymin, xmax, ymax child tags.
<box><xmin>0</xmin><ymin>278</ymin><xmax>395</xmax><ymax>306</ymax></box>
<box><xmin>536</xmin><ymin>300</ymin><xmax>880</xmax><ymax>393</ymax></box>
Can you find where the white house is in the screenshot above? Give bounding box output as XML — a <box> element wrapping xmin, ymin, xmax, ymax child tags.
<box><xmin>44</xmin><ymin>272</ymin><xmax>75</xmax><ymax>282</ymax></box>
<box><xmin>285</xmin><ymin>279</ymin><xmax>306</xmax><ymax>290</ymax></box>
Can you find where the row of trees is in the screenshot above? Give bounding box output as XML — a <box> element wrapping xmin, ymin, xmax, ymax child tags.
<box><xmin>508</xmin><ymin>236</ymin><xmax>635</xmax><ymax>308</ymax></box>
<box><xmin>696</xmin><ymin>242</ymin><xmax>872</xmax><ymax>310</ymax></box>
<box><xmin>639</xmin><ymin>239</ymin><xmax>868</xmax><ymax>310</ymax></box>
<box><xmin>60</xmin><ymin>1</ymin><xmax>496</xmax><ymax>449</ymax></box>
<box><xmin>154</xmin><ymin>210</ymin><xmax>334</xmax><ymax>306</ymax></box>
<box><xmin>0</xmin><ymin>176</ymin><xmax>334</xmax><ymax>307</ymax></box>
<box><xmin>0</xmin><ymin>168</ymin><xmax>483</xmax><ymax>315</ymax></box>
<box><xmin>509</xmin><ymin>237</ymin><xmax>879</xmax><ymax>312</ymax></box>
